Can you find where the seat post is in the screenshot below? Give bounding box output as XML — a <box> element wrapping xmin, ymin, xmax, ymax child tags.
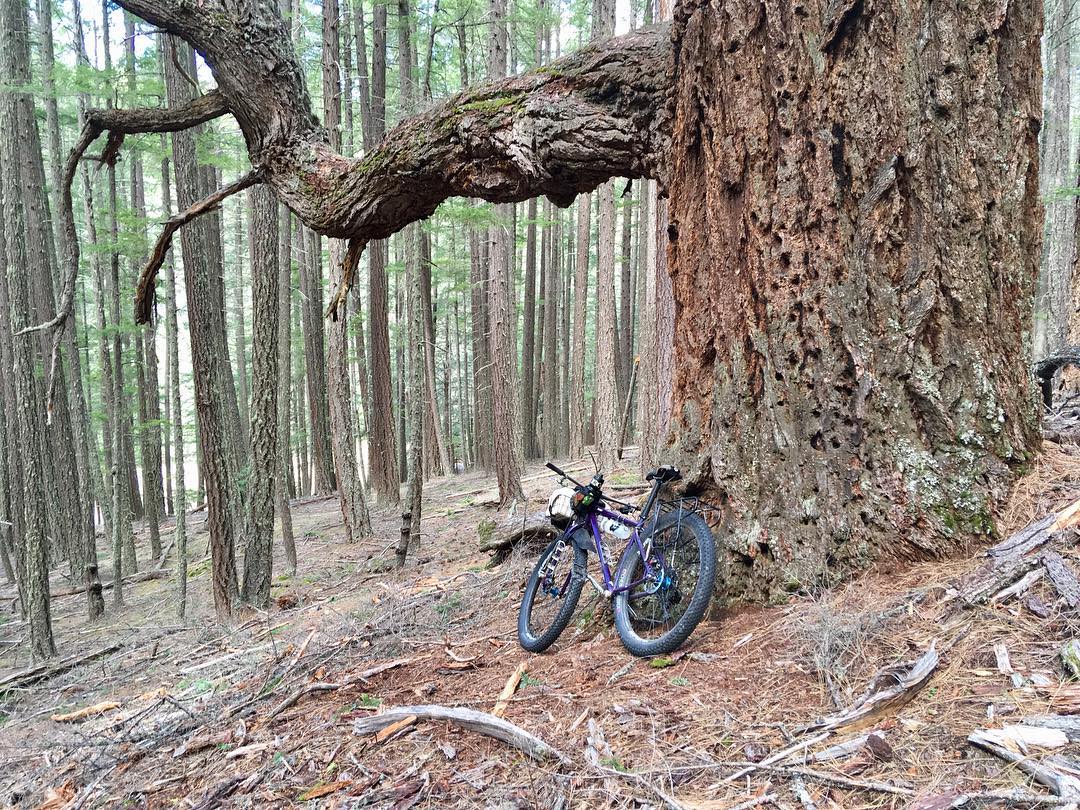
<box><xmin>640</xmin><ymin>478</ymin><xmax>665</xmax><ymax>526</ymax></box>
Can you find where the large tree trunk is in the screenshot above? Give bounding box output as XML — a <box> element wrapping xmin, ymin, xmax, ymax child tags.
<box><xmin>665</xmin><ymin>0</ymin><xmax>1042</xmax><ymax>600</ymax></box>
<box><xmin>102</xmin><ymin>0</ymin><xmax>1042</xmax><ymax>602</ymax></box>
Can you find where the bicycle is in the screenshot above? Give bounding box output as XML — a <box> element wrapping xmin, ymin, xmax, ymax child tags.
<box><xmin>517</xmin><ymin>461</ymin><xmax>717</xmax><ymax>657</ymax></box>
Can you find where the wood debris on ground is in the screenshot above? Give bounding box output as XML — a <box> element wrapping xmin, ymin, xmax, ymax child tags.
<box><xmin>8</xmin><ymin>450</ymin><xmax>1080</xmax><ymax>807</ymax></box>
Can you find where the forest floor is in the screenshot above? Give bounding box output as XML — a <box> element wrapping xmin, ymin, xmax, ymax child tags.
<box><xmin>4</xmin><ymin>446</ymin><xmax>1080</xmax><ymax>809</ymax></box>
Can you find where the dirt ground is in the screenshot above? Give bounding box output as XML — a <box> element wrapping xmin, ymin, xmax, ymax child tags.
<box><xmin>4</xmin><ymin>446</ymin><xmax>1080</xmax><ymax>809</ymax></box>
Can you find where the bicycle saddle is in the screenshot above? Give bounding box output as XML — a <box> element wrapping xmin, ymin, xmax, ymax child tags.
<box><xmin>646</xmin><ymin>465</ymin><xmax>682</xmax><ymax>483</ymax></box>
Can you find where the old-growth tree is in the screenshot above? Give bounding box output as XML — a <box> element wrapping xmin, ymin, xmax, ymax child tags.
<box><xmin>79</xmin><ymin>0</ymin><xmax>1041</xmax><ymax>601</ymax></box>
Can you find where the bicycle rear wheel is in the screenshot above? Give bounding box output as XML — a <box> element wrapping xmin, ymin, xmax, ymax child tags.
<box><xmin>612</xmin><ymin>510</ymin><xmax>716</xmax><ymax>657</ymax></box>
<box><xmin>518</xmin><ymin>534</ymin><xmax>587</xmax><ymax>653</ymax></box>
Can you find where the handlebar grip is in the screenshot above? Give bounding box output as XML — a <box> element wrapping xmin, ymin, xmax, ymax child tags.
<box><xmin>546</xmin><ymin>461</ymin><xmax>567</xmax><ymax>478</ymax></box>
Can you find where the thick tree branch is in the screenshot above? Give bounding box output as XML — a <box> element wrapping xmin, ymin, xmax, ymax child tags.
<box><xmin>111</xmin><ymin>0</ymin><xmax>671</xmax><ymax>238</ymax></box>
<box><xmin>134</xmin><ymin>169</ymin><xmax>264</xmax><ymax>324</ymax></box>
<box><xmin>17</xmin><ymin>92</ymin><xmax>231</xmax><ymax>418</ymax></box>
<box><xmin>309</xmin><ymin>24</ymin><xmax>673</xmax><ymax>239</ymax></box>
<box><xmin>85</xmin><ymin>90</ymin><xmax>228</xmax><ymax>135</ymax></box>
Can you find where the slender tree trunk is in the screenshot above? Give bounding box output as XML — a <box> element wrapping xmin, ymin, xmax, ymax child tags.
<box><xmin>521</xmin><ymin>197</ymin><xmax>539</xmax><ymax>458</ymax></box>
<box><xmin>165</xmin><ymin>37</ymin><xmax>238</xmax><ymax>615</ymax></box>
<box><xmin>241</xmin><ymin>185</ymin><xmax>280</xmax><ymax>606</ymax></box>
<box><xmin>395</xmin><ymin>0</ymin><xmax>424</xmax><ymax>566</ymax></box>
<box><xmin>469</xmin><ymin>215</ymin><xmax>493</xmax><ymax>470</ymax></box>
<box><xmin>301</xmin><ymin>226</ymin><xmax>335</xmax><ymax>493</ymax></box>
<box><xmin>1035</xmin><ymin>0</ymin><xmax>1074</xmax><ymax>359</ymax></box>
<box><xmin>234</xmin><ymin>202</ymin><xmax>251</xmax><ymax>446</ymax></box>
<box><xmin>0</xmin><ymin>0</ymin><xmax>55</xmax><ymax>656</ymax></box>
<box><xmin>617</xmin><ymin>183</ymin><xmax>634</xmax><ymax>407</ymax></box>
<box><xmin>362</xmin><ymin>0</ymin><xmax>399</xmax><ymax>505</ymax></box>
<box><xmin>570</xmin><ymin>193</ymin><xmax>590</xmax><ymax>456</ymax></box>
<box><xmin>277</xmin><ymin>209</ymin><xmax>296</xmax><ymax>573</ymax></box>
<box><xmin>103</xmin><ymin>5</ymin><xmax>137</xmax><ymax>593</ymax></box>
<box><xmin>486</xmin><ymin>0</ymin><xmax>524</xmax><ymax>504</ymax></box>
<box><xmin>591</xmin><ymin>0</ymin><xmax>618</xmax><ymax>469</ymax></box>
<box><xmin>543</xmin><ymin>204</ymin><xmax>560</xmax><ymax>456</ymax></box>
<box><xmin>325</xmin><ymin>0</ymin><xmax>373</xmax><ymax>542</ymax></box>
<box><xmin>420</xmin><ymin>232</ymin><xmax>450</xmax><ymax>476</ymax></box>
<box><xmin>636</xmin><ymin>177</ymin><xmax>658</xmax><ymax>474</ymax></box>
<box><xmin>595</xmin><ymin>180</ymin><xmax>619</xmax><ymax>468</ymax></box>
<box><xmin>157</xmin><ymin>108</ymin><xmax>189</xmax><ymax>616</ymax></box>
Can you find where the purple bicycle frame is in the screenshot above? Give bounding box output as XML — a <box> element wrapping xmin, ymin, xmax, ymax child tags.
<box><xmin>563</xmin><ymin>505</ymin><xmax>658</xmax><ymax>595</ymax></box>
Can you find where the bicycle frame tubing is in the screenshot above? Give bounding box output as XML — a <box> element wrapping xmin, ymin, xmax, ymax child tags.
<box><xmin>561</xmin><ymin>474</ymin><xmax>669</xmax><ymax>595</ymax></box>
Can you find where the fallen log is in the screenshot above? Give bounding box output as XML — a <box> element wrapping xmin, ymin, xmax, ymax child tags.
<box><xmin>0</xmin><ymin>644</ymin><xmax>121</xmax><ymax>690</ymax></box>
<box><xmin>51</xmin><ymin>568</ymin><xmax>167</xmax><ymax>598</ymax></box>
<box><xmin>352</xmin><ymin>704</ymin><xmax>569</xmax><ymax>764</ymax></box>
<box><xmin>480</xmin><ymin>511</ymin><xmax>558</xmax><ymax>553</ymax></box>
<box><xmin>805</xmin><ymin>643</ymin><xmax>939</xmax><ymax>732</ymax></box>
<box><xmin>961</xmin><ymin>557</ymin><xmax>1040</xmax><ymax>605</ymax></box>
<box><xmin>968</xmin><ymin>728</ymin><xmax>1080</xmax><ymax>798</ymax></box>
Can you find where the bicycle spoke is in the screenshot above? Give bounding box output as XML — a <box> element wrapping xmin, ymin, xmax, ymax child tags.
<box><xmin>624</xmin><ymin>517</ymin><xmax>703</xmax><ymax>640</ymax></box>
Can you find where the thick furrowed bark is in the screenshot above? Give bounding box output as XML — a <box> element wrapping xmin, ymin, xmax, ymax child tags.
<box><xmin>665</xmin><ymin>0</ymin><xmax>1042</xmax><ymax>600</ymax></box>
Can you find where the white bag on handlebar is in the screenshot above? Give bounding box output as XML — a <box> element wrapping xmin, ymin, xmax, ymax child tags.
<box><xmin>547</xmin><ymin>487</ymin><xmax>575</xmax><ymax>521</ymax></box>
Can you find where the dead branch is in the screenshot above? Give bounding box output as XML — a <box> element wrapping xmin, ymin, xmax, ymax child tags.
<box><xmin>968</xmin><ymin>728</ymin><xmax>1080</xmax><ymax>798</ymax></box>
<box><xmin>351</xmin><ymin>704</ymin><xmax>569</xmax><ymax>764</ymax></box>
<box><xmin>0</xmin><ymin>644</ymin><xmax>120</xmax><ymax>690</ymax></box>
<box><xmin>1027</xmin><ymin>715</ymin><xmax>1080</xmax><ymax>742</ymax></box>
<box><xmin>492</xmin><ymin>661</ymin><xmax>528</xmax><ymax>718</ymax></box>
<box><xmin>265</xmin><ymin>657</ymin><xmax>413</xmax><ymax>719</ymax></box>
<box><xmin>325</xmin><ymin>238</ymin><xmax>368</xmax><ymax>321</ymax></box>
<box><xmin>729</xmin><ymin>761</ymin><xmax>913</xmax><ymax>797</ymax></box>
<box><xmin>134</xmin><ymin>169</ymin><xmax>264</xmax><ymax>324</ymax></box>
<box><xmin>805</xmin><ymin>642</ymin><xmax>939</xmax><ymax>732</ymax></box>
<box><xmin>723</xmin><ymin>731</ymin><xmax>831</xmax><ymax>784</ymax></box>
<box><xmin>51</xmin><ymin>568</ymin><xmax>166</xmax><ymax>598</ymax></box>
<box><xmin>989</xmin><ymin>499</ymin><xmax>1080</xmax><ymax>559</ymax></box>
<box><xmin>16</xmin><ymin>92</ymin><xmax>230</xmax><ymax>420</ymax></box>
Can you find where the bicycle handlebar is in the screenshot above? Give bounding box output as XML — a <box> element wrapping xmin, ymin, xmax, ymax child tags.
<box><xmin>546</xmin><ymin>461</ymin><xmax>586</xmax><ymax>488</ymax></box>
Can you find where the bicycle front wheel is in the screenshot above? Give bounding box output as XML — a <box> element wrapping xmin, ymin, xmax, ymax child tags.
<box><xmin>612</xmin><ymin>510</ymin><xmax>716</xmax><ymax>657</ymax></box>
<box><xmin>518</xmin><ymin>534</ymin><xmax>587</xmax><ymax>653</ymax></box>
